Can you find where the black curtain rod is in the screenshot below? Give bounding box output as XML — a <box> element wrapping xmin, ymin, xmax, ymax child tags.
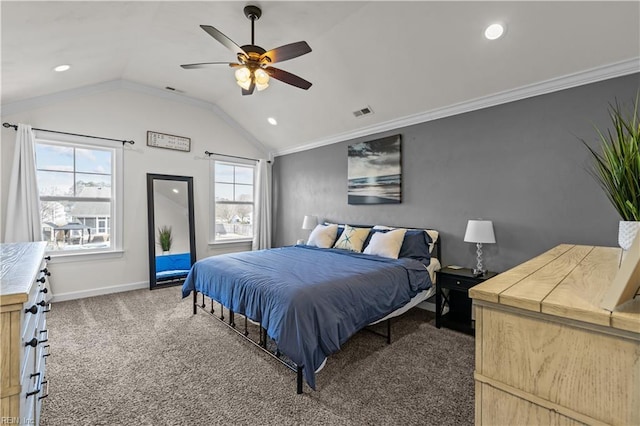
<box><xmin>205</xmin><ymin>151</ymin><xmax>271</xmax><ymax>163</ymax></box>
<box><xmin>2</xmin><ymin>122</ymin><xmax>135</xmax><ymax>145</ymax></box>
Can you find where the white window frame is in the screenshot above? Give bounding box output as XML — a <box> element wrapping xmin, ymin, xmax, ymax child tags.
<box><xmin>209</xmin><ymin>157</ymin><xmax>256</xmax><ymax>245</ymax></box>
<box><xmin>35</xmin><ymin>134</ymin><xmax>124</xmax><ymax>260</ymax></box>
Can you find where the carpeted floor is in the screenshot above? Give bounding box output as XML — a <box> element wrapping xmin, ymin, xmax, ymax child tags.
<box><xmin>41</xmin><ymin>286</ymin><xmax>475</xmax><ymax>425</ymax></box>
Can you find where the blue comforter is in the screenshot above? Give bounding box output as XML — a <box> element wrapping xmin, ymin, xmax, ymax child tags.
<box><xmin>181</xmin><ymin>245</ymin><xmax>432</xmax><ymax>389</ymax></box>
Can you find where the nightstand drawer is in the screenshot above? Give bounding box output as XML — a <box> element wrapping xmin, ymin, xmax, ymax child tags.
<box><xmin>438</xmin><ymin>274</ymin><xmax>478</xmax><ymax>290</ymax></box>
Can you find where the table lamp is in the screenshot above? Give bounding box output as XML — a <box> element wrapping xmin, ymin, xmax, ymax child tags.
<box><xmin>299</xmin><ymin>215</ymin><xmax>318</xmax><ymax>244</ymax></box>
<box><xmin>464</xmin><ymin>219</ymin><xmax>496</xmax><ymax>276</ymax></box>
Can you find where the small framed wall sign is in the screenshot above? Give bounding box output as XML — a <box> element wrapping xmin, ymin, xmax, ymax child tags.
<box><xmin>147</xmin><ymin>131</ymin><xmax>191</xmax><ymax>152</ymax></box>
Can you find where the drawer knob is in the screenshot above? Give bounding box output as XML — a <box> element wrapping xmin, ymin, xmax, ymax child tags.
<box><xmin>37</xmin><ymin>300</ymin><xmax>46</xmax><ymax>306</ymax></box>
<box><xmin>25</xmin><ymin>305</ymin><xmax>38</xmax><ymax>314</ymax></box>
<box><xmin>40</xmin><ymin>268</ymin><xmax>51</xmax><ymax>276</ymax></box>
<box><xmin>25</xmin><ymin>337</ymin><xmax>38</xmax><ymax>347</ymax></box>
<box><xmin>40</xmin><ymin>287</ymin><xmax>48</xmax><ymax>294</ymax></box>
<box><xmin>44</xmin><ymin>256</ymin><xmax>51</xmax><ymax>261</ymax></box>
<box><xmin>36</xmin><ymin>277</ymin><xmax>46</xmax><ymax>283</ymax></box>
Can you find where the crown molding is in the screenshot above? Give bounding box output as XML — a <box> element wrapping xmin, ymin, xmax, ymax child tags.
<box><xmin>273</xmin><ymin>58</ymin><xmax>640</xmax><ymax>158</ymax></box>
<box><xmin>1</xmin><ymin>79</ymin><xmax>268</xmax><ymax>155</ymax></box>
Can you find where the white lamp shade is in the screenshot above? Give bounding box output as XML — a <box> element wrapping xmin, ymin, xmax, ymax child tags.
<box><xmin>464</xmin><ymin>220</ymin><xmax>496</xmax><ymax>244</ymax></box>
<box><xmin>301</xmin><ymin>215</ymin><xmax>318</xmax><ymax>230</ymax></box>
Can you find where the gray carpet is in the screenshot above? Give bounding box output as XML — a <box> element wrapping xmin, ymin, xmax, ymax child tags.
<box><xmin>41</xmin><ymin>286</ymin><xmax>475</xmax><ymax>425</ymax></box>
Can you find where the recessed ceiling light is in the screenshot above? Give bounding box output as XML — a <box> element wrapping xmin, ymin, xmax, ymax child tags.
<box><xmin>53</xmin><ymin>64</ymin><xmax>70</xmax><ymax>72</ymax></box>
<box><xmin>484</xmin><ymin>23</ymin><xmax>505</xmax><ymax>40</ymax></box>
<box><xmin>172</xmin><ymin>188</ymin><xmax>179</xmax><ymax>194</ymax></box>
<box><xmin>267</xmin><ymin>117</ymin><xmax>278</xmax><ymax>126</ymax></box>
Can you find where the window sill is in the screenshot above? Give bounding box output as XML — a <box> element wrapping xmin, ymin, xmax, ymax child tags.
<box><xmin>46</xmin><ymin>249</ymin><xmax>124</xmax><ymax>264</ymax></box>
<box><xmin>208</xmin><ymin>239</ymin><xmax>252</xmax><ymax>247</ymax></box>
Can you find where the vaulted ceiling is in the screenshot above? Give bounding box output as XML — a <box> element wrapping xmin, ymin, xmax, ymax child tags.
<box><xmin>2</xmin><ymin>1</ymin><xmax>639</xmax><ymax>156</ymax></box>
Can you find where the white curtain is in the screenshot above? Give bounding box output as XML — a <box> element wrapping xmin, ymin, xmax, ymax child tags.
<box><xmin>252</xmin><ymin>159</ymin><xmax>272</xmax><ymax>250</ymax></box>
<box><xmin>5</xmin><ymin>124</ymin><xmax>42</xmax><ymax>242</ymax></box>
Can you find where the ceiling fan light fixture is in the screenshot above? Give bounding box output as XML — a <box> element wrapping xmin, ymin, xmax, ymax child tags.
<box><xmin>235</xmin><ymin>67</ymin><xmax>252</xmax><ymax>90</ymax></box>
<box><xmin>254</xmin><ymin>68</ymin><xmax>270</xmax><ymax>91</ymax></box>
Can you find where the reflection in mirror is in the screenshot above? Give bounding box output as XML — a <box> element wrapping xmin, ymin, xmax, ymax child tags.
<box><xmin>147</xmin><ymin>174</ymin><xmax>196</xmax><ymax>290</ymax></box>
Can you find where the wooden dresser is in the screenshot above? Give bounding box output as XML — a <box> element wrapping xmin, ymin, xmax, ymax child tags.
<box><xmin>0</xmin><ymin>242</ymin><xmax>51</xmax><ymax>425</ymax></box>
<box><xmin>469</xmin><ymin>244</ymin><xmax>640</xmax><ymax>426</ymax></box>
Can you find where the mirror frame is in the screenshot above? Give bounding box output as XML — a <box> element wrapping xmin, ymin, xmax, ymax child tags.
<box><xmin>146</xmin><ymin>173</ymin><xmax>196</xmax><ymax>290</ymax></box>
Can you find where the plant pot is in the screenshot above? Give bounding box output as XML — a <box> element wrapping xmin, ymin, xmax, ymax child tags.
<box><xmin>618</xmin><ymin>221</ymin><xmax>640</xmax><ymax>250</ymax></box>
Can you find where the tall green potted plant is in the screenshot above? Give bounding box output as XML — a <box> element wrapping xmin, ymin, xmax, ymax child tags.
<box><xmin>582</xmin><ymin>95</ymin><xmax>640</xmax><ymax>250</ymax></box>
<box><xmin>157</xmin><ymin>225</ymin><xmax>173</xmax><ymax>254</ymax></box>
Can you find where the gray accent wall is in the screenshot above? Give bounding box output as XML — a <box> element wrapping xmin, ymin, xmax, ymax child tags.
<box><xmin>272</xmin><ymin>74</ymin><xmax>639</xmax><ymax>272</ymax></box>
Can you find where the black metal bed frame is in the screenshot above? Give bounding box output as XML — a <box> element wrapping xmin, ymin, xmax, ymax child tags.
<box><xmin>191</xmin><ymin>238</ymin><xmax>441</xmax><ymax>394</ymax></box>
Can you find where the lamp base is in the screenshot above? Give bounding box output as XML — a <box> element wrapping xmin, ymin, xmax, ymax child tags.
<box><xmin>472</xmin><ymin>268</ymin><xmax>487</xmax><ymax>277</ymax></box>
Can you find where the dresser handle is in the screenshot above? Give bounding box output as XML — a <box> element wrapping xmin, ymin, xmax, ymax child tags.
<box><xmin>26</xmin><ymin>374</ymin><xmax>44</xmax><ymax>398</ymax></box>
<box><xmin>25</xmin><ymin>305</ymin><xmax>38</xmax><ymax>314</ymax></box>
<box><xmin>40</xmin><ymin>287</ymin><xmax>48</xmax><ymax>294</ymax></box>
<box><xmin>37</xmin><ymin>300</ymin><xmax>46</xmax><ymax>306</ymax></box>
<box><xmin>44</xmin><ymin>256</ymin><xmax>51</xmax><ymax>261</ymax></box>
<box><xmin>42</xmin><ymin>303</ymin><xmax>52</xmax><ymax>313</ymax></box>
<box><xmin>38</xmin><ymin>380</ymin><xmax>49</xmax><ymax>400</ymax></box>
<box><xmin>25</xmin><ymin>338</ymin><xmax>38</xmax><ymax>347</ymax></box>
<box><xmin>36</xmin><ymin>277</ymin><xmax>46</xmax><ymax>283</ymax></box>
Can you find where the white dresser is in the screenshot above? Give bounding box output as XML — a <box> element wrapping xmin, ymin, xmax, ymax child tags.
<box><xmin>0</xmin><ymin>242</ymin><xmax>51</xmax><ymax>425</ymax></box>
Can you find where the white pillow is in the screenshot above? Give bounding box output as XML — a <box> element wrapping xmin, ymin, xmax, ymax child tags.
<box><xmin>333</xmin><ymin>225</ymin><xmax>371</xmax><ymax>252</ymax></box>
<box><xmin>363</xmin><ymin>228</ymin><xmax>407</xmax><ymax>259</ymax></box>
<box><xmin>372</xmin><ymin>225</ymin><xmax>439</xmax><ymax>254</ymax></box>
<box><xmin>307</xmin><ymin>224</ymin><xmax>338</xmax><ymax>248</ymax></box>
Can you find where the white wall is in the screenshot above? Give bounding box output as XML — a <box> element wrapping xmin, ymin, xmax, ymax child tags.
<box><xmin>1</xmin><ymin>87</ymin><xmax>264</xmax><ymax>300</ymax></box>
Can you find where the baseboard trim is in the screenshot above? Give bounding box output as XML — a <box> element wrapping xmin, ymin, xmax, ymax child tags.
<box><xmin>52</xmin><ymin>281</ymin><xmax>148</xmax><ymax>302</ymax></box>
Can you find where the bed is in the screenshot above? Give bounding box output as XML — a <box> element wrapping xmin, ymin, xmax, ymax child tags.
<box><xmin>182</xmin><ymin>224</ymin><xmax>440</xmax><ymax>393</ymax></box>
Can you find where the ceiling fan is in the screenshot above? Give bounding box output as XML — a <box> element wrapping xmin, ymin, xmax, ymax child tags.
<box><xmin>181</xmin><ymin>5</ymin><xmax>312</xmax><ymax>96</ymax></box>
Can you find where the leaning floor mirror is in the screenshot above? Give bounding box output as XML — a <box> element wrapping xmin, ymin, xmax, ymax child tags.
<box><xmin>147</xmin><ymin>174</ymin><xmax>196</xmax><ymax>290</ymax></box>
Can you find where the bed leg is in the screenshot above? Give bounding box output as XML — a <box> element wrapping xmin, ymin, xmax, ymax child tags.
<box><xmin>387</xmin><ymin>318</ymin><xmax>392</xmax><ymax>344</ymax></box>
<box><xmin>229</xmin><ymin>310</ymin><xmax>235</xmax><ymax>328</ymax></box>
<box><xmin>192</xmin><ymin>291</ymin><xmax>197</xmax><ymax>315</ymax></box>
<box><xmin>296</xmin><ymin>366</ymin><xmax>303</xmax><ymax>394</ymax></box>
<box><xmin>219</xmin><ymin>303</ymin><xmax>224</xmax><ymax>321</ymax></box>
<box><xmin>201</xmin><ymin>293</ymin><xmax>206</xmax><ymax>309</ymax></box>
<box><xmin>259</xmin><ymin>326</ymin><xmax>267</xmax><ymax>348</ymax></box>
<box><xmin>244</xmin><ymin>316</ymin><xmax>249</xmax><ymax>336</ymax></box>
<box><xmin>210</xmin><ymin>299</ymin><xmax>215</xmax><ymax>315</ymax></box>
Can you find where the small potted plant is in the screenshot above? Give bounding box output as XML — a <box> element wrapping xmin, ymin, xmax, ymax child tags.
<box><xmin>157</xmin><ymin>225</ymin><xmax>173</xmax><ymax>254</ymax></box>
<box><xmin>582</xmin><ymin>95</ymin><xmax>639</xmax><ymax>250</ymax></box>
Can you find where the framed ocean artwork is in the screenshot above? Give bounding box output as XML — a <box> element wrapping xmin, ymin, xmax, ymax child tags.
<box><xmin>348</xmin><ymin>134</ymin><xmax>402</xmax><ymax>205</ymax></box>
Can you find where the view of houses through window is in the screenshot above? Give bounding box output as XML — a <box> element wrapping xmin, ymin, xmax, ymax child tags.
<box><xmin>213</xmin><ymin>161</ymin><xmax>254</xmax><ymax>242</ymax></box>
<box><xmin>36</xmin><ymin>140</ymin><xmax>115</xmax><ymax>252</ymax></box>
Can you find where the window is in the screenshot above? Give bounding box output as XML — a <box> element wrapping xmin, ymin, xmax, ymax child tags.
<box><xmin>211</xmin><ymin>160</ymin><xmax>255</xmax><ymax>243</ymax></box>
<box><xmin>35</xmin><ymin>137</ymin><xmax>122</xmax><ymax>254</ymax></box>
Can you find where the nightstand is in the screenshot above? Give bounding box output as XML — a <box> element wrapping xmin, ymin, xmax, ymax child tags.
<box><xmin>436</xmin><ymin>267</ymin><xmax>498</xmax><ymax>335</ymax></box>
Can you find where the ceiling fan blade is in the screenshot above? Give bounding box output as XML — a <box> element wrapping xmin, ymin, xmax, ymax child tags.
<box><xmin>260</xmin><ymin>41</ymin><xmax>312</xmax><ymax>64</ymax></box>
<box><xmin>200</xmin><ymin>25</ymin><xmax>246</xmax><ymax>56</ymax></box>
<box><xmin>242</xmin><ymin>81</ymin><xmax>256</xmax><ymax>96</ymax></box>
<box><xmin>266</xmin><ymin>67</ymin><xmax>312</xmax><ymax>90</ymax></box>
<box><xmin>180</xmin><ymin>62</ymin><xmax>241</xmax><ymax>69</ymax></box>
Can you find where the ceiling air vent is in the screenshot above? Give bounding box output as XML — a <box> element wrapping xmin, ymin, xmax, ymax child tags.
<box><xmin>353</xmin><ymin>106</ymin><xmax>373</xmax><ymax>118</ymax></box>
<box><xmin>164</xmin><ymin>86</ymin><xmax>185</xmax><ymax>94</ymax></box>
